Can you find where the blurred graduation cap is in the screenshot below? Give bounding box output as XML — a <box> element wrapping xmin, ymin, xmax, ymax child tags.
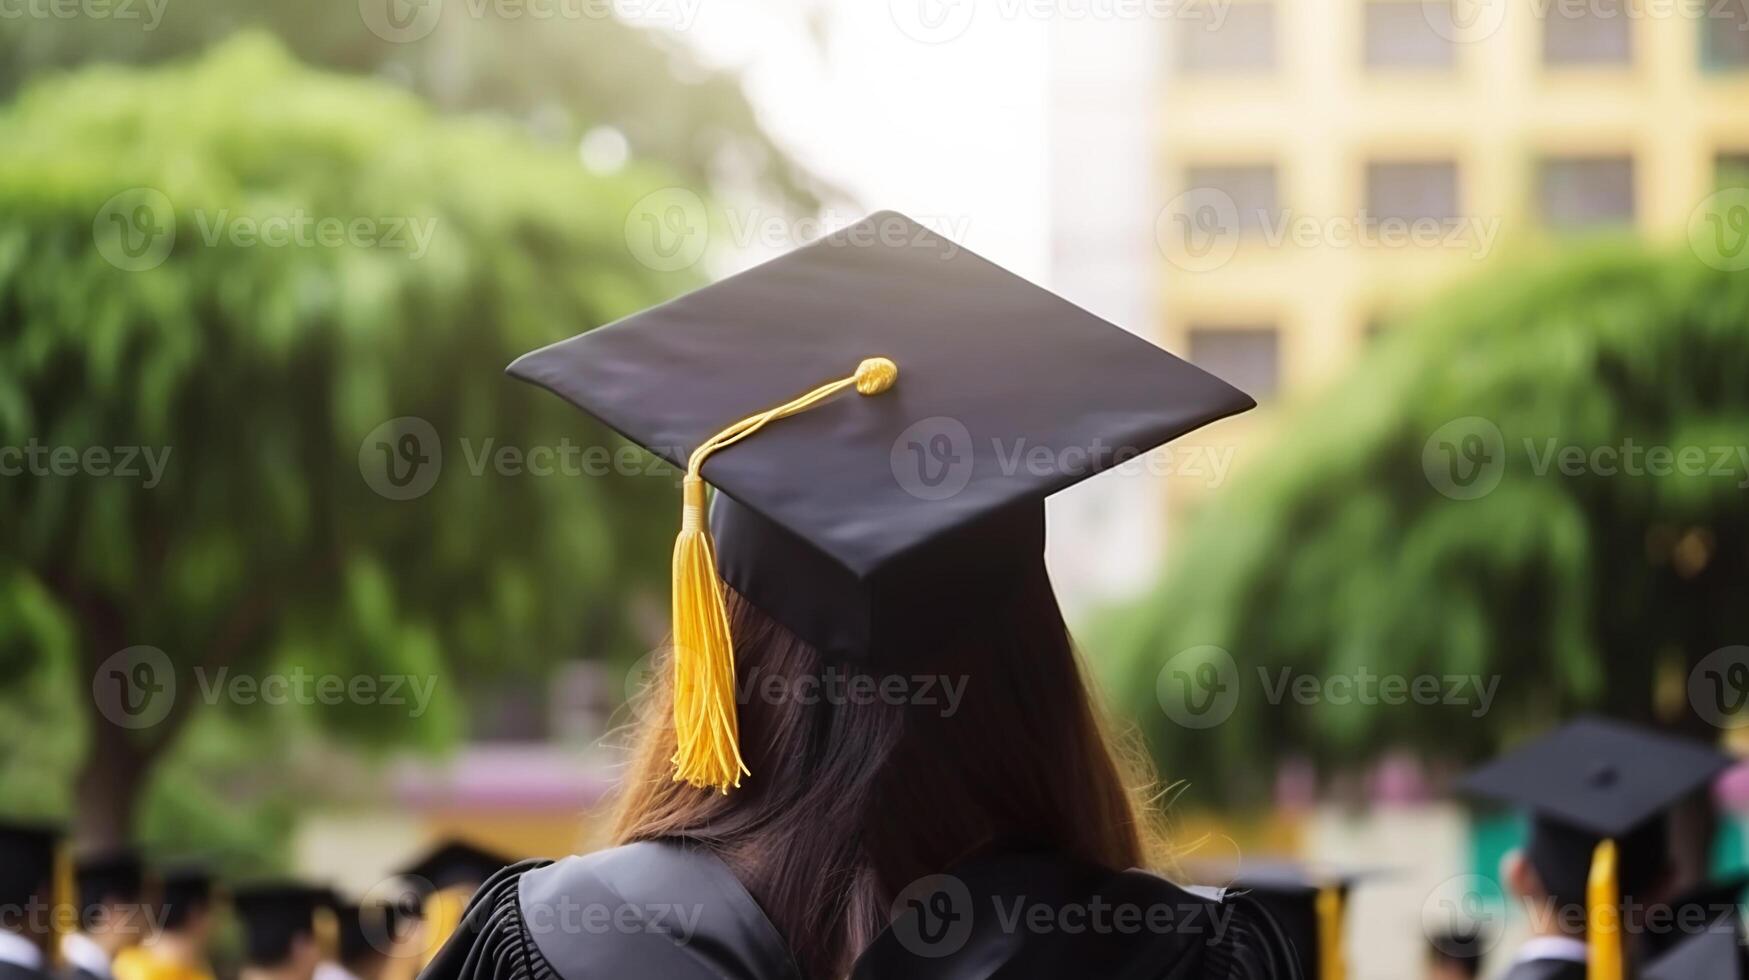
<box><xmin>73</xmin><ymin>848</ymin><xmax>145</xmax><ymax>914</ymax></box>
<box><xmin>1192</xmin><ymin>860</ymin><xmax>1386</xmax><ymax>980</ymax></box>
<box><xmin>1460</xmin><ymin>717</ymin><xmax>1731</xmax><ymax>980</ymax></box>
<box><xmin>0</xmin><ymin>821</ymin><xmax>60</xmax><ymax>911</ymax></box>
<box><xmin>155</xmin><ymin>863</ymin><xmax>219</xmax><ymax>930</ymax></box>
<box><xmin>231</xmin><ymin>882</ymin><xmax>332</xmax><ymax>968</ymax></box>
<box><xmin>395</xmin><ymin>840</ymin><xmax>513</xmax><ymax>898</ymax></box>
<box><xmin>507</xmin><ymin>210</ymin><xmax>1255</xmax><ymax>792</ymax></box>
<box><xmin>1644</xmin><ymin>921</ymin><xmax>1747</xmax><ymax>980</ymax></box>
<box><xmin>334</xmin><ymin>899</ymin><xmax>407</xmax><ymax>968</ymax></box>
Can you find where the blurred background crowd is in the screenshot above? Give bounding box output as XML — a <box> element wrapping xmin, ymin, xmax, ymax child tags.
<box><xmin>3</xmin><ymin>0</ymin><xmax>1749</xmax><ymax>977</ymax></box>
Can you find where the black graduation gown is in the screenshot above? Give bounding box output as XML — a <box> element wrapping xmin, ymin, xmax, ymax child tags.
<box><xmin>61</xmin><ymin>968</ymin><xmax>103</xmax><ymax>980</ymax></box>
<box><xmin>419</xmin><ymin>840</ymin><xmax>1298</xmax><ymax>980</ymax></box>
<box><xmin>1497</xmin><ymin>959</ymin><xmax>1585</xmax><ymax>980</ymax></box>
<box><xmin>0</xmin><ymin>962</ymin><xmax>52</xmax><ymax>980</ymax></box>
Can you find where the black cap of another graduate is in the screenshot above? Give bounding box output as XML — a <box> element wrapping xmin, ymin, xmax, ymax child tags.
<box><xmin>0</xmin><ymin>821</ymin><xmax>59</xmax><ymax>911</ymax></box>
<box><xmin>1214</xmin><ymin>863</ymin><xmax>1381</xmax><ymax>980</ymax></box>
<box><xmin>507</xmin><ymin>210</ymin><xmax>1255</xmax><ymax>792</ymax></box>
<box><xmin>1644</xmin><ymin>922</ymin><xmax>1747</xmax><ymax>980</ymax></box>
<box><xmin>157</xmin><ymin>864</ymin><xmax>218</xmax><ymax>931</ymax></box>
<box><xmin>74</xmin><ymin>848</ymin><xmax>144</xmax><ymax>910</ymax></box>
<box><xmin>396</xmin><ymin>840</ymin><xmax>512</xmax><ymax>896</ymax></box>
<box><xmin>1460</xmin><ymin>717</ymin><xmax>1730</xmax><ymax>906</ymax></box>
<box><xmin>335</xmin><ymin>900</ymin><xmax>405</xmax><ymax>967</ymax></box>
<box><xmin>231</xmin><ymin>883</ymin><xmax>329</xmax><ymax>967</ymax></box>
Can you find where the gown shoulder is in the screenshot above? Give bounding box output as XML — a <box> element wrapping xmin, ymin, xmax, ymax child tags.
<box><xmin>418</xmin><ymin>841</ymin><xmax>803</xmax><ymax>980</ymax></box>
<box><xmin>851</xmin><ymin>852</ymin><xmax>1303</xmax><ymax>980</ymax></box>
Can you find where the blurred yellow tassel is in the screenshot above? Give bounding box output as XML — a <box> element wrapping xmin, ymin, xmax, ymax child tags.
<box><xmin>1315</xmin><ymin>885</ymin><xmax>1345</xmax><ymax>980</ymax></box>
<box><xmin>52</xmin><ymin>842</ymin><xmax>74</xmax><ymax>966</ymax></box>
<box><xmin>670</xmin><ymin>357</ymin><xmax>898</xmax><ymax>793</ymax></box>
<box><xmin>1588</xmin><ymin>839</ymin><xmax>1621</xmax><ymax>980</ymax></box>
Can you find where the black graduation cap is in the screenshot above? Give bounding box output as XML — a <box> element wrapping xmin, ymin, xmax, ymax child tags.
<box><xmin>155</xmin><ymin>863</ymin><xmax>218</xmax><ymax>930</ymax></box>
<box><xmin>334</xmin><ymin>899</ymin><xmax>406</xmax><ymax>966</ymax></box>
<box><xmin>73</xmin><ymin>848</ymin><xmax>145</xmax><ymax>911</ymax></box>
<box><xmin>1644</xmin><ymin>921</ymin><xmax>1747</xmax><ymax>980</ymax></box>
<box><xmin>1460</xmin><ymin>717</ymin><xmax>1731</xmax><ymax>979</ymax></box>
<box><xmin>507</xmin><ymin>210</ymin><xmax>1255</xmax><ymax>792</ymax></box>
<box><xmin>231</xmin><ymin>882</ymin><xmax>330</xmax><ymax>967</ymax></box>
<box><xmin>1206</xmin><ymin>862</ymin><xmax>1382</xmax><ymax>980</ymax></box>
<box><xmin>1460</xmin><ymin>717</ymin><xmax>1729</xmax><ymax>901</ymax></box>
<box><xmin>395</xmin><ymin>840</ymin><xmax>512</xmax><ymax>896</ymax></box>
<box><xmin>0</xmin><ymin>821</ymin><xmax>59</xmax><ymax>911</ymax></box>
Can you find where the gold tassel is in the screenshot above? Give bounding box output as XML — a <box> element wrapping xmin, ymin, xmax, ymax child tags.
<box><xmin>669</xmin><ymin>356</ymin><xmax>899</xmax><ymax>793</ymax></box>
<box><xmin>1315</xmin><ymin>885</ymin><xmax>1345</xmax><ymax>980</ymax></box>
<box><xmin>52</xmin><ymin>842</ymin><xmax>74</xmax><ymax>966</ymax></box>
<box><xmin>1588</xmin><ymin>839</ymin><xmax>1621</xmax><ymax>980</ymax></box>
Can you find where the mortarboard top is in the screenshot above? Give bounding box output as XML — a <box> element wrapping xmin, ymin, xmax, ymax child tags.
<box><xmin>73</xmin><ymin>848</ymin><xmax>145</xmax><ymax>906</ymax></box>
<box><xmin>231</xmin><ymin>882</ymin><xmax>331</xmax><ymax>967</ymax></box>
<box><xmin>1644</xmin><ymin>921</ymin><xmax>1747</xmax><ymax>980</ymax></box>
<box><xmin>0</xmin><ymin>821</ymin><xmax>59</xmax><ymax>911</ymax></box>
<box><xmin>395</xmin><ymin>840</ymin><xmax>513</xmax><ymax>894</ymax></box>
<box><xmin>1459</xmin><ymin>717</ymin><xmax>1730</xmax><ymax>839</ymax></box>
<box><xmin>507</xmin><ymin>210</ymin><xmax>1255</xmax><ymax>791</ymax></box>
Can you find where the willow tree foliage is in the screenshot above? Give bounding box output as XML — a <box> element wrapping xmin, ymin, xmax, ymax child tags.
<box><xmin>0</xmin><ymin>37</ymin><xmax>698</xmax><ymax>845</ymax></box>
<box><xmin>1102</xmin><ymin>245</ymin><xmax>1749</xmax><ymax>803</ymax></box>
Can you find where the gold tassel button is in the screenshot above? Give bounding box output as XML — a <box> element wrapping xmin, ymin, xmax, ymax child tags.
<box><xmin>669</xmin><ymin>357</ymin><xmax>899</xmax><ymax>793</ymax></box>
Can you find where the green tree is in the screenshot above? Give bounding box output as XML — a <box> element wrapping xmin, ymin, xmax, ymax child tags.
<box><xmin>0</xmin><ymin>35</ymin><xmax>697</xmax><ymax>846</ymax></box>
<box><xmin>1101</xmin><ymin>245</ymin><xmax>1749</xmax><ymax>803</ymax></box>
<box><xmin>0</xmin><ymin>0</ymin><xmax>828</xmax><ymax>209</ymax></box>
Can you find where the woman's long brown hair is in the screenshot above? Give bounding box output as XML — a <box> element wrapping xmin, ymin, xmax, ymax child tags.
<box><xmin>609</xmin><ymin>562</ymin><xmax>1160</xmax><ymax>979</ymax></box>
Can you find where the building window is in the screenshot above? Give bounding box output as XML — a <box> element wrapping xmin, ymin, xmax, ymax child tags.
<box><xmin>1366</xmin><ymin>160</ymin><xmax>1460</xmax><ymax>223</ymax></box>
<box><xmin>1543</xmin><ymin>4</ymin><xmax>1632</xmax><ymax>65</ymax></box>
<box><xmin>1182</xmin><ymin>163</ymin><xmax>1279</xmax><ymax>236</ymax></box>
<box><xmin>1719</xmin><ymin>153</ymin><xmax>1749</xmax><ymax>189</ymax></box>
<box><xmin>1178</xmin><ymin>2</ymin><xmax>1276</xmax><ymax>75</ymax></box>
<box><xmin>1188</xmin><ymin>326</ymin><xmax>1280</xmax><ymax>400</ymax></box>
<box><xmin>1538</xmin><ymin>155</ymin><xmax>1636</xmax><ymax>230</ymax></box>
<box><xmin>1365</xmin><ymin>1</ymin><xmax>1454</xmax><ymax>69</ymax></box>
<box><xmin>1703</xmin><ymin>1</ymin><xmax>1749</xmax><ymax>70</ymax></box>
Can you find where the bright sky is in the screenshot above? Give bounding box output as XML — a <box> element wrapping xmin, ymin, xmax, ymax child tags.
<box><xmin>638</xmin><ymin>0</ymin><xmax>1054</xmax><ymax>280</ymax></box>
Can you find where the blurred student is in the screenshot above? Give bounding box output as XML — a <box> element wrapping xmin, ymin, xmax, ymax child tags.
<box><xmin>232</xmin><ymin>886</ymin><xmax>329</xmax><ymax>980</ymax></box>
<box><xmin>420</xmin><ymin>214</ymin><xmax>1291</xmax><ymax>979</ymax></box>
<box><xmin>63</xmin><ymin>851</ymin><xmax>145</xmax><ymax>980</ymax></box>
<box><xmin>113</xmin><ymin>867</ymin><xmax>217</xmax><ymax>980</ymax></box>
<box><xmin>0</xmin><ymin>823</ymin><xmax>60</xmax><ymax>980</ymax></box>
<box><xmin>1460</xmin><ymin>718</ymin><xmax>1729</xmax><ymax>980</ymax></box>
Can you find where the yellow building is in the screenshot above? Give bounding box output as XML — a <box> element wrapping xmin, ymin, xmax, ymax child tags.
<box><xmin>1158</xmin><ymin>0</ymin><xmax>1749</xmax><ymax>517</ymax></box>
